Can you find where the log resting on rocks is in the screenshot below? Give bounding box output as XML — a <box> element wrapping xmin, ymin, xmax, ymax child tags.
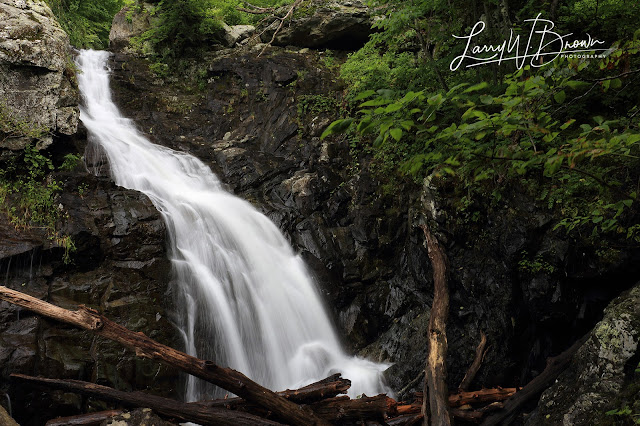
<box><xmin>12</xmin><ymin>374</ymin><xmax>282</xmax><ymax>426</ymax></box>
<box><xmin>0</xmin><ymin>286</ymin><xmax>328</xmax><ymax>426</ymax></box>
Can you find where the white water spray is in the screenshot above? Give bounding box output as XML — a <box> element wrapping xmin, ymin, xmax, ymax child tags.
<box><xmin>76</xmin><ymin>50</ymin><xmax>391</xmax><ymax>400</ymax></box>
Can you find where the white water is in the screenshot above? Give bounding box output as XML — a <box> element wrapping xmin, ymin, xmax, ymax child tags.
<box><xmin>76</xmin><ymin>50</ymin><xmax>391</xmax><ymax>400</ymax></box>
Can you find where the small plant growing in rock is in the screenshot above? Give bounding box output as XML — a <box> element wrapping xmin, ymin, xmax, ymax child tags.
<box><xmin>0</xmin><ymin>144</ymin><xmax>77</xmax><ymax>264</ymax></box>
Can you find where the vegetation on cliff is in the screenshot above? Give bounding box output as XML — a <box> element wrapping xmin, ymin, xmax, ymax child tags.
<box><xmin>324</xmin><ymin>0</ymin><xmax>640</xmax><ymax>250</ymax></box>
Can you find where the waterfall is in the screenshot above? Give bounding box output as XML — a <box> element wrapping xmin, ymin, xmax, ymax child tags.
<box><xmin>76</xmin><ymin>50</ymin><xmax>391</xmax><ymax>401</ymax></box>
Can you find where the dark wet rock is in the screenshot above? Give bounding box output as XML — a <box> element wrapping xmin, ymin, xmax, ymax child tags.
<box><xmin>0</xmin><ymin>173</ymin><xmax>177</xmax><ymax>426</ymax></box>
<box><xmin>528</xmin><ymin>282</ymin><xmax>640</xmax><ymax>425</ymax></box>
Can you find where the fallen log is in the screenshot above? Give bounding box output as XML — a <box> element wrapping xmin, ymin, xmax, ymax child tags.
<box><xmin>387</xmin><ymin>413</ymin><xmax>424</xmax><ymax>426</ymax></box>
<box><xmin>309</xmin><ymin>394</ymin><xmax>397</xmax><ymax>423</ymax></box>
<box><xmin>450</xmin><ymin>408</ymin><xmax>483</xmax><ymax>422</ymax></box>
<box><xmin>397</xmin><ymin>388</ymin><xmax>517</xmax><ymax>416</ymax></box>
<box><xmin>448</xmin><ymin>388</ymin><xmax>517</xmax><ymax>407</ymax></box>
<box><xmin>199</xmin><ymin>373</ymin><xmax>351</xmax><ymax>409</ymax></box>
<box><xmin>12</xmin><ymin>374</ymin><xmax>282</xmax><ymax>426</ymax></box>
<box><xmin>0</xmin><ymin>286</ymin><xmax>328</xmax><ymax>426</ymax></box>
<box><xmin>45</xmin><ymin>409</ymin><xmax>124</xmax><ymax>426</ymax></box>
<box><xmin>480</xmin><ymin>333</ymin><xmax>590</xmax><ymax>426</ymax></box>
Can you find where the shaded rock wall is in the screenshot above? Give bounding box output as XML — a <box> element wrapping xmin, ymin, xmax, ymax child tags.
<box><xmin>0</xmin><ymin>171</ymin><xmax>178</xmax><ymax>425</ymax></box>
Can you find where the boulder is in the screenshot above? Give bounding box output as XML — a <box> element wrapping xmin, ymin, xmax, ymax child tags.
<box><xmin>0</xmin><ymin>0</ymin><xmax>79</xmax><ymax>149</ymax></box>
<box><xmin>109</xmin><ymin>4</ymin><xmax>153</xmax><ymax>53</ymax></box>
<box><xmin>261</xmin><ymin>0</ymin><xmax>373</xmax><ymax>49</ymax></box>
<box><xmin>528</xmin><ymin>283</ymin><xmax>640</xmax><ymax>425</ymax></box>
<box><xmin>223</xmin><ymin>24</ymin><xmax>255</xmax><ymax>47</ymax></box>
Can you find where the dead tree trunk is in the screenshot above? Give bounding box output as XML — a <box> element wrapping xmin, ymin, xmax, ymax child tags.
<box><xmin>12</xmin><ymin>374</ymin><xmax>282</xmax><ymax>426</ymax></box>
<box><xmin>419</xmin><ymin>224</ymin><xmax>451</xmax><ymax>426</ymax></box>
<box><xmin>0</xmin><ymin>286</ymin><xmax>328</xmax><ymax>426</ymax></box>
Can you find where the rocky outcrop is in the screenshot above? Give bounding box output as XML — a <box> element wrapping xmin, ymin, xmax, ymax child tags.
<box><xmin>109</xmin><ymin>4</ymin><xmax>153</xmax><ymax>53</ymax></box>
<box><xmin>528</xmin><ymin>283</ymin><xmax>640</xmax><ymax>425</ymax></box>
<box><xmin>0</xmin><ymin>0</ymin><xmax>79</xmax><ymax>150</ymax></box>
<box><xmin>260</xmin><ymin>0</ymin><xmax>373</xmax><ymax>49</ymax></box>
<box><xmin>0</xmin><ymin>171</ymin><xmax>178</xmax><ymax>425</ymax></box>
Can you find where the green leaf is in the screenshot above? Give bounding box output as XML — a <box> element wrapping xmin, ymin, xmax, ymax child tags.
<box><xmin>553</xmin><ymin>90</ymin><xmax>566</xmax><ymax>104</ymax></box>
<box><xmin>384</xmin><ymin>102</ymin><xmax>404</xmax><ymax>113</ymax></box>
<box><xmin>610</xmin><ymin>78</ymin><xmax>622</xmax><ymax>89</ymax></box>
<box><xmin>360</xmin><ymin>98</ymin><xmax>392</xmax><ymax>107</ymax></box>
<box><xmin>566</xmin><ymin>80</ymin><xmax>590</xmax><ymax>90</ymax></box>
<box><xmin>464</xmin><ymin>82</ymin><xmax>489</xmax><ymax>93</ymax></box>
<box><xmin>320</xmin><ymin>119</ymin><xmax>353</xmax><ymax>139</ymax></box>
<box><xmin>560</xmin><ymin>119</ymin><xmax>575</xmax><ymax>130</ymax></box>
<box><xmin>353</xmin><ymin>90</ymin><xmax>377</xmax><ymax>101</ymax></box>
<box><xmin>400</xmin><ymin>120</ymin><xmax>414</xmax><ymax>130</ymax></box>
<box><xmin>480</xmin><ymin>95</ymin><xmax>494</xmax><ymax>105</ymax></box>
<box><xmin>389</xmin><ymin>128</ymin><xmax>403</xmax><ymax>141</ymax></box>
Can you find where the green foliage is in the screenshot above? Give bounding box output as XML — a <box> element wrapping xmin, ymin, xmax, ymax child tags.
<box><xmin>45</xmin><ymin>0</ymin><xmax>124</xmax><ymax>48</ymax></box>
<box><xmin>327</xmin><ymin>32</ymin><xmax>640</xmax><ymax>242</ymax></box>
<box><xmin>60</xmin><ymin>153</ymin><xmax>82</xmax><ymax>171</ymax></box>
<box><xmin>137</xmin><ymin>0</ymin><xmax>224</xmax><ymax>62</ymax></box>
<box><xmin>518</xmin><ymin>251</ymin><xmax>556</xmax><ymax>275</ymax></box>
<box><xmin>297</xmin><ymin>94</ymin><xmax>337</xmax><ymax>117</ymax></box>
<box><xmin>0</xmin><ymin>145</ymin><xmax>76</xmax><ymax>264</ymax></box>
<box><xmin>605</xmin><ymin>405</ymin><xmax>640</xmax><ymax>424</ymax></box>
<box><xmin>340</xmin><ymin>43</ymin><xmax>435</xmax><ymax>104</ymax></box>
<box><xmin>136</xmin><ymin>0</ymin><xmax>292</xmax><ymax>64</ymax></box>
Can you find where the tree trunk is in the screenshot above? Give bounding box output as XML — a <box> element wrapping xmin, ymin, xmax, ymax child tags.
<box><xmin>419</xmin><ymin>224</ymin><xmax>451</xmax><ymax>426</ymax></box>
<box><xmin>0</xmin><ymin>286</ymin><xmax>328</xmax><ymax>426</ymax></box>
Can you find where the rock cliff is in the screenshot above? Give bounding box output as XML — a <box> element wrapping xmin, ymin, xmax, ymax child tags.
<box><xmin>0</xmin><ymin>0</ymin><xmax>78</xmax><ymax>150</ymax></box>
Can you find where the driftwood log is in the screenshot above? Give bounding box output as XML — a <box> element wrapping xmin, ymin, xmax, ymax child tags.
<box><xmin>0</xmin><ymin>286</ymin><xmax>328</xmax><ymax>426</ymax></box>
<box><xmin>12</xmin><ymin>374</ymin><xmax>283</xmax><ymax>426</ymax></box>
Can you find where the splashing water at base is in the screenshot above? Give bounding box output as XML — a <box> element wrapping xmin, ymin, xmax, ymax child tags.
<box><xmin>76</xmin><ymin>50</ymin><xmax>391</xmax><ymax>400</ymax></box>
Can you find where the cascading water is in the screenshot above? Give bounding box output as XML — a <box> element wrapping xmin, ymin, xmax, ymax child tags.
<box><xmin>76</xmin><ymin>49</ymin><xmax>391</xmax><ymax>401</ymax></box>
